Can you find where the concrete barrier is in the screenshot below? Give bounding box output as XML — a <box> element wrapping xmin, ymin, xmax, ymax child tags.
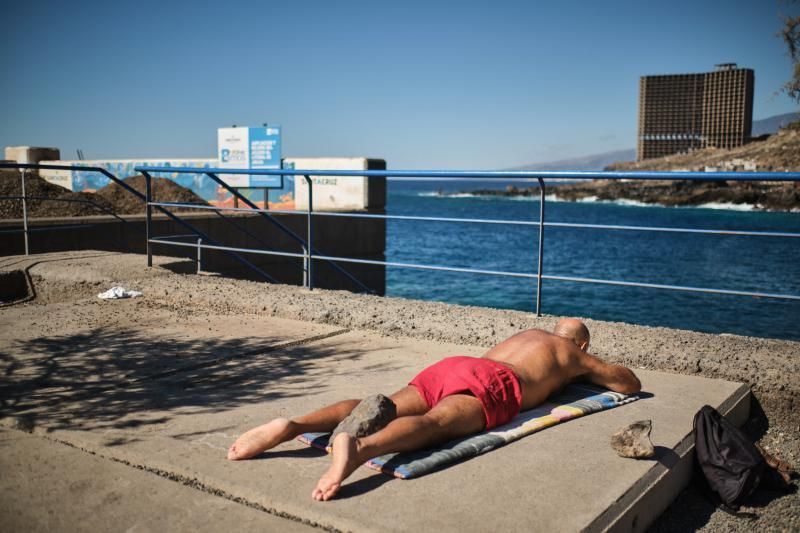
<box><xmin>0</xmin><ymin>212</ymin><xmax>386</xmax><ymax>294</ymax></box>
<box><xmin>5</xmin><ymin>146</ymin><xmax>60</xmax><ymax>165</ymax></box>
<box><xmin>34</xmin><ymin>157</ymin><xmax>387</xmax><ymax>211</ymax></box>
<box><xmin>290</xmin><ymin>157</ymin><xmax>387</xmax><ymax>210</ymax></box>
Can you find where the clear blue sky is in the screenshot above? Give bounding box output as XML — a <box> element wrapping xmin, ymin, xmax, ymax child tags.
<box><xmin>1</xmin><ymin>0</ymin><xmax>798</xmax><ymax>169</ymax></box>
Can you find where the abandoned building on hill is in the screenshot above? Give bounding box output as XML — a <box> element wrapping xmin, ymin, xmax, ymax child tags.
<box><xmin>637</xmin><ymin>64</ymin><xmax>754</xmax><ymax>160</ymax></box>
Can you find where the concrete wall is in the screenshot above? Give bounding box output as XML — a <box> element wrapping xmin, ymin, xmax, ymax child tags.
<box><xmin>290</xmin><ymin>157</ymin><xmax>387</xmax><ymax>210</ymax></box>
<box><xmin>5</xmin><ymin>146</ymin><xmax>60</xmax><ymax>165</ymax></box>
<box><xmin>36</xmin><ymin>159</ymin><xmax>217</xmax><ymax>193</ymax></box>
<box><xmin>34</xmin><ymin>156</ymin><xmax>387</xmax><ymax>211</ymax></box>
<box><xmin>0</xmin><ymin>212</ymin><xmax>385</xmax><ymax>294</ymax></box>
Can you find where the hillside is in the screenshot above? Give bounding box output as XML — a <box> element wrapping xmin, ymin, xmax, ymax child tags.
<box><xmin>554</xmin><ymin>121</ymin><xmax>798</xmax><ymax>212</ymax></box>
<box><xmin>466</xmin><ymin>122</ymin><xmax>800</xmax><ymax>211</ymax></box>
<box><xmin>606</xmin><ymin>121</ymin><xmax>800</xmax><ymax>172</ymax></box>
<box><xmin>549</xmin><ymin>123</ymin><xmax>800</xmax><ymax>211</ymax></box>
<box><xmin>506</xmin><ymin>112</ymin><xmax>798</xmax><ymax>172</ymax></box>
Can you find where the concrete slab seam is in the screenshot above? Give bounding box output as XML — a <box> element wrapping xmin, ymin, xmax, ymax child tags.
<box><xmin>10</xmin><ymin>428</ymin><xmax>343</xmax><ymax>533</ymax></box>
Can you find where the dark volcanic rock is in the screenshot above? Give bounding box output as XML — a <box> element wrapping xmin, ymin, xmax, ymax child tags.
<box><xmin>330</xmin><ymin>394</ymin><xmax>397</xmax><ymax>441</ymax></box>
<box><xmin>461</xmin><ymin>125</ymin><xmax>800</xmax><ymax>211</ymax></box>
<box><xmin>0</xmin><ymin>170</ymin><xmax>116</xmax><ymax>218</ymax></box>
<box><xmin>611</xmin><ymin>419</ymin><xmax>656</xmax><ymax>459</ymax></box>
<box><xmin>95</xmin><ymin>175</ymin><xmax>208</xmax><ymax>214</ymax></box>
<box><xmin>462</xmin><ymin>179</ymin><xmax>800</xmax><ymax>212</ymax></box>
<box><xmin>550</xmin><ymin>179</ymin><xmax>800</xmax><ymax>211</ymax></box>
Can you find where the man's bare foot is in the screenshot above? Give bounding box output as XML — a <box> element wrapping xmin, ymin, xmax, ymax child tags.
<box><xmin>311</xmin><ymin>432</ymin><xmax>363</xmax><ymax>501</ymax></box>
<box><xmin>227</xmin><ymin>418</ymin><xmax>295</xmax><ymax>460</ymax></box>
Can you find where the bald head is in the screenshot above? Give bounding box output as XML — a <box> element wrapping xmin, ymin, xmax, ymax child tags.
<box><xmin>553</xmin><ymin>318</ymin><xmax>590</xmax><ymax>351</ymax></box>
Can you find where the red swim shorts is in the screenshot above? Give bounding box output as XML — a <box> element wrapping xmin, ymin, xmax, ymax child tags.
<box><xmin>409</xmin><ymin>356</ymin><xmax>522</xmax><ymax>429</ymax></box>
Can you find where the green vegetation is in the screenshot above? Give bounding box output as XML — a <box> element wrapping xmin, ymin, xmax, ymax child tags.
<box><xmin>779</xmin><ymin>2</ymin><xmax>800</xmax><ymax>103</ymax></box>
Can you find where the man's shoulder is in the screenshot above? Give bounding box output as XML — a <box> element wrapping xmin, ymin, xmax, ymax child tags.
<box><xmin>516</xmin><ymin>328</ymin><xmax>553</xmax><ymax>340</ymax></box>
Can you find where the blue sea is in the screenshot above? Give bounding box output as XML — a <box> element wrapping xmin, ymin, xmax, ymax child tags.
<box><xmin>385</xmin><ymin>179</ymin><xmax>800</xmax><ymax>341</ymax></box>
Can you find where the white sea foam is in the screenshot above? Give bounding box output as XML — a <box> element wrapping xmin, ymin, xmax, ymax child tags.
<box><xmin>417</xmin><ymin>192</ymin><xmax>500</xmax><ymax>199</ymax></box>
<box><xmin>418</xmin><ymin>191</ymin><xmax>764</xmax><ymax>211</ymax></box>
<box><xmin>694</xmin><ymin>202</ymin><xmax>757</xmax><ymax>211</ymax></box>
<box><xmin>547</xmin><ymin>194</ymin><xmax>761</xmax><ymax>211</ymax></box>
<box><xmin>611</xmin><ymin>198</ymin><xmax>652</xmax><ymax>207</ymax></box>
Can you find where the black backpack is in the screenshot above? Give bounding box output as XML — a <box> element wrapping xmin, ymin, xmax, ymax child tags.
<box><xmin>693</xmin><ymin>405</ymin><xmax>793</xmax><ymax>514</ymax></box>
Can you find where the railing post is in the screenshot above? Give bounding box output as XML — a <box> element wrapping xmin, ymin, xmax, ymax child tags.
<box><xmin>197</xmin><ymin>237</ymin><xmax>203</xmax><ymax>274</ymax></box>
<box><xmin>143</xmin><ymin>171</ymin><xmax>153</xmax><ymax>267</ymax></box>
<box><xmin>20</xmin><ymin>169</ymin><xmax>29</xmax><ymax>255</ymax></box>
<box><xmin>304</xmin><ymin>174</ymin><xmax>313</xmax><ymax>290</ymax></box>
<box><xmin>536</xmin><ymin>177</ymin><xmax>545</xmax><ymax>316</ymax></box>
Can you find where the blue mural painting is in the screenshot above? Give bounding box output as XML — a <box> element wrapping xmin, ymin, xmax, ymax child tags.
<box><xmin>64</xmin><ymin>160</ymin><xmax>296</xmax><ymax>208</ymax></box>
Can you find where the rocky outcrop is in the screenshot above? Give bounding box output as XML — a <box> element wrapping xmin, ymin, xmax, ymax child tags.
<box><xmin>552</xmin><ymin>179</ymin><xmax>800</xmax><ymax>211</ymax></box>
<box><xmin>465</xmin><ymin>180</ymin><xmax>800</xmax><ymax>211</ymax></box>
<box><xmin>464</xmin><ymin>124</ymin><xmax>800</xmax><ymax>211</ymax></box>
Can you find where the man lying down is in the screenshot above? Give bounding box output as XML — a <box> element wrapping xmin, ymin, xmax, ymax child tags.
<box><xmin>228</xmin><ymin>318</ymin><xmax>641</xmax><ymax>501</ymax></box>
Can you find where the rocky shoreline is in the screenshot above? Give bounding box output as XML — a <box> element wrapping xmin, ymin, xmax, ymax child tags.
<box><xmin>466</xmin><ymin>122</ymin><xmax>800</xmax><ymax>211</ymax></box>
<box><xmin>465</xmin><ymin>179</ymin><xmax>800</xmax><ymax>211</ymax></box>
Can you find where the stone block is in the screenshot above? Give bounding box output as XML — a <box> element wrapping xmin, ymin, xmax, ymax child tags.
<box><xmin>4</xmin><ymin>146</ymin><xmax>60</xmax><ymax>165</ymax></box>
<box><xmin>291</xmin><ymin>157</ymin><xmax>386</xmax><ymax>211</ymax></box>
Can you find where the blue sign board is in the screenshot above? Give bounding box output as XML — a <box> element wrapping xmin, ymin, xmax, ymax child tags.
<box><xmin>218</xmin><ymin>125</ymin><xmax>282</xmax><ymax>188</ymax></box>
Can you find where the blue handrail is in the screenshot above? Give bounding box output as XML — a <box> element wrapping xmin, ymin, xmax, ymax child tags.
<box><xmin>134</xmin><ymin>166</ymin><xmax>800</xmax><ymax>182</ymax></box>
<box><xmin>135</xmin><ymin>165</ymin><xmax>800</xmax><ymax>316</ymax></box>
<box><xmin>0</xmin><ymin>163</ymin><xmax>277</xmax><ymax>281</ymax></box>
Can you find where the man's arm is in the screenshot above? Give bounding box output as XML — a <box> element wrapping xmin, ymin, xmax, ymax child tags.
<box><xmin>576</xmin><ymin>352</ymin><xmax>641</xmax><ymax>394</ymax></box>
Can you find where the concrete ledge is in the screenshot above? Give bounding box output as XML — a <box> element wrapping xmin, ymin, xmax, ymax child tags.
<box><xmin>0</xmin><ymin>253</ymin><xmax>762</xmax><ymax>532</ymax></box>
<box><xmin>594</xmin><ymin>383</ymin><xmax>750</xmax><ymax>533</ymax></box>
<box><xmin>0</xmin><ymin>252</ymin><xmax>800</xmax><ymax>531</ymax></box>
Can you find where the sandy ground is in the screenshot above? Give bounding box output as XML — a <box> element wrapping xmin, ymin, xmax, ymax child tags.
<box><xmin>1</xmin><ymin>251</ymin><xmax>798</xmax><ymax>531</ymax></box>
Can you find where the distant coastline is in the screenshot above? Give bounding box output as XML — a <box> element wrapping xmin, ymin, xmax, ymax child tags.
<box><xmin>460</xmin><ymin>180</ymin><xmax>800</xmax><ymax>212</ymax></box>
<box><xmin>463</xmin><ymin>121</ymin><xmax>800</xmax><ymax>212</ymax></box>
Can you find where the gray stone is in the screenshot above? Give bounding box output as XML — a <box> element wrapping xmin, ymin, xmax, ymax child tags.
<box><xmin>331</xmin><ymin>393</ymin><xmax>397</xmax><ymax>441</ymax></box>
<box><xmin>611</xmin><ymin>419</ymin><xmax>656</xmax><ymax>459</ymax></box>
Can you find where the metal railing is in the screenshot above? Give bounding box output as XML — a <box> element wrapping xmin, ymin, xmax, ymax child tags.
<box><xmin>0</xmin><ymin>164</ymin><xmax>281</xmax><ymax>281</ymax></box>
<box><xmin>138</xmin><ymin>167</ymin><xmax>373</xmax><ymax>293</ymax></box>
<box><xmin>135</xmin><ymin>166</ymin><xmax>800</xmax><ymax>316</ymax></box>
<box><xmin>0</xmin><ymin>165</ymin><xmax>144</xmax><ymax>254</ymax></box>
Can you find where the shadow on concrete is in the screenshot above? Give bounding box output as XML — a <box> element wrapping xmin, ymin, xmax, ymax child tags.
<box><xmin>336</xmin><ymin>472</ymin><xmax>395</xmax><ymax>499</ymax></box>
<box><xmin>159</xmin><ymin>259</ymin><xmax>199</xmax><ymax>275</ymax></box>
<box><xmin>653</xmin><ymin>446</ymin><xmax>680</xmax><ymax>469</ymax></box>
<box><xmin>257</xmin><ymin>447</ymin><xmax>328</xmax><ymax>460</ymax></box>
<box><xmin>647</xmin><ymin>481</ymin><xmax>719</xmax><ymax>533</ymax></box>
<box><xmin>0</xmin><ymin>327</ymin><xmax>391</xmax><ymax>434</ymax></box>
<box><xmin>636</xmin><ymin>391</ymin><xmax>655</xmax><ymax>401</ymax></box>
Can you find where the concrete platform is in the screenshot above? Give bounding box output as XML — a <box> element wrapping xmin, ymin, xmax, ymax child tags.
<box><xmin>0</xmin><ymin>252</ymin><xmax>754</xmax><ymax>532</ymax></box>
<box><xmin>0</xmin><ymin>429</ymin><xmax>316</xmax><ymax>533</ymax></box>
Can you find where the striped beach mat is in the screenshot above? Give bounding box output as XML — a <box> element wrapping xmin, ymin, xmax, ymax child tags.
<box><xmin>297</xmin><ymin>383</ymin><xmax>638</xmax><ymax>479</ymax></box>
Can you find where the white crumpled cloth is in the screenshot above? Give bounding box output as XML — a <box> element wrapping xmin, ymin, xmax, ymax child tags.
<box><xmin>97</xmin><ymin>287</ymin><xmax>143</xmax><ymax>300</ymax></box>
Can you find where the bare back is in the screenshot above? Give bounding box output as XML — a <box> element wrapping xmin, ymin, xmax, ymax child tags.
<box><xmin>483</xmin><ymin>329</ymin><xmax>640</xmax><ymax>409</ymax></box>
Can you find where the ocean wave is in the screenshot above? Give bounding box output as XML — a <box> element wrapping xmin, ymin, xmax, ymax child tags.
<box><xmin>417</xmin><ymin>192</ymin><xmax>502</xmax><ymax>199</ymax></box>
<box><xmin>694</xmin><ymin>202</ymin><xmax>757</xmax><ymax>211</ymax></box>
<box><xmin>416</xmin><ymin>191</ymin><xmax>764</xmax><ymax>211</ymax></box>
<box><xmin>548</xmin><ymin>195</ymin><xmax>760</xmax><ymax>211</ymax></box>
